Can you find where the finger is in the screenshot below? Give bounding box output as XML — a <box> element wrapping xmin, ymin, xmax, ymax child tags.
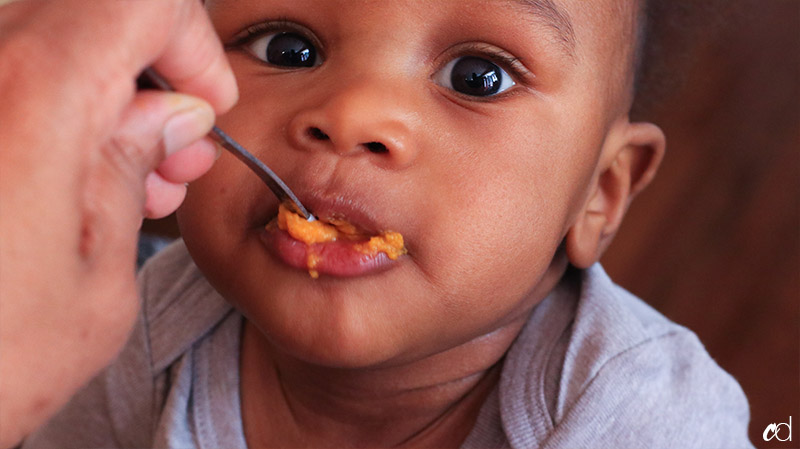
<box><xmin>146</xmin><ymin>137</ymin><xmax>218</xmax><ymax>219</ymax></box>
<box><xmin>0</xmin><ymin>1</ymin><xmax>237</xmax><ymax>186</ymax></box>
<box><xmin>109</xmin><ymin>90</ymin><xmax>215</xmax><ymax>175</ymax></box>
<box><xmin>82</xmin><ymin>90</ymin><xmax>213</xmax><ymax>260</ymax></box>
<box><xmin>149</xmin><ymin>0</ymin><xmax>239</xmax><ymax>114</ymax></box>
<box><xmin>144</xmin><ymin>172</ymin><xmax>187</xmax><ymax>220</ymax></box>
<box><xmin>6</xmin><ymin>0</ymin><xmax>238</xmax><ymax>114</ymax></box>
<box><xmin>156</xmin><ymin>138</ymin><xmax>219</xmax><ymax>184</ymax></box>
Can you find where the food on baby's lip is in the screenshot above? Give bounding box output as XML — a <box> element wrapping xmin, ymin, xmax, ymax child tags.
<box><xmin>274</xmin><ymin>204</ymin><xmax>407</xmax><ymax>278</ymax></box>
<box><xmin>305</xmin><ymin>252</ymin><xmax>323</xmax><ymax>279</ymax></box>
<box><xmin>277</xmin><ymin>204</ymin><xmax>340</xmax><ymax>244</ymax></box>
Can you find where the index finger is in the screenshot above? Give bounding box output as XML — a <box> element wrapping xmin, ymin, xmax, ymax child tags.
<box><xmin>0</xmin><ymin>0</ymin><xmax>239</xmax><ymax>115</ymax></box>
<box><xmin>149</xmin><ymin>0</ymin><xmax>238</xmax><ymax>114</ymax></box>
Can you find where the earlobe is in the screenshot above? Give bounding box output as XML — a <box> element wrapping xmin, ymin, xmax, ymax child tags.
<box><xmin>565</xmin><ymin>121</ymin><xmax>665</xmax><ymax>269</ymax></box>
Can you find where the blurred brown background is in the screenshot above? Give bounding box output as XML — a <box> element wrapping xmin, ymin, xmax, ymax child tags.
<box><xmin>602</xmin><ymin>0</ymin><xmax>800</xmax><ymax>445</ymax></box>
<box><xmin>143</xmin><ymin>0</ymin><xmax>799</xmax><ymax>445</ymax></box>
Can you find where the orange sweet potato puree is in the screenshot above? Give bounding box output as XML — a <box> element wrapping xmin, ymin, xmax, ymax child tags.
<box><xmin>275</xmin><ymin>204</ymin><xmax>407</xmax><ymax>278</ymax></box>
<box><xmin>277</xmin><ymin>204</ymin><xmax>340</xmax><ymax>244</ymax></box>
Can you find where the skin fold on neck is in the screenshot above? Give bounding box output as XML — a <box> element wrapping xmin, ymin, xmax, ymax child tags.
<box><xmin>240</xmin><ymin>318</ymin><xmax>508</xmax><ymax>448</ymax></box>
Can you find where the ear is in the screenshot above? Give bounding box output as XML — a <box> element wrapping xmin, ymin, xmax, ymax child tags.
<box><xmin>565</xmin><ymin>121</ymin><xmax>665</xmax><ymax>269</ymax></box>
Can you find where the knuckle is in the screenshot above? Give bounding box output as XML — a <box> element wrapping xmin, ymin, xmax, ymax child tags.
<box><xmin>103</xmin><ymin>132</ymin><xmax>162</xmax><ymax>176</ymax></box>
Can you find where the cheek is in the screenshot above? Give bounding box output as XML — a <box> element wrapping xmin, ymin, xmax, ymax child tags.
<box><xmin>177</xmin><ymin>151</ymin><xmax>271</xmax><ymax>270</ymax></box>
<box><xmin>178</xmin><ymin>75</ymin><xmax>287</xmax><ymax>237</ymax></box>
<box><xmin>416</xmin><ymin>188</ymin><xmax>563</xmax><ymax>306</ymax></box>
<box><xmin>410</xmin><ymin>116</ymin><xmax>583</xmax><ymax>304</ymax></box>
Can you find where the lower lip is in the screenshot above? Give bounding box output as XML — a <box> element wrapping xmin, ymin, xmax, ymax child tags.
<box><xmin>260</xmin><ymin>228</ymin><xmax>398</xmax><ymax>277</ymax></box>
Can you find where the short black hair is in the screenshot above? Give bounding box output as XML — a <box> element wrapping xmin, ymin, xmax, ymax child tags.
<box><xmin>631</xmin><ymin>0</ymin><xmax>730</xmax><ymax>118</ymax></box>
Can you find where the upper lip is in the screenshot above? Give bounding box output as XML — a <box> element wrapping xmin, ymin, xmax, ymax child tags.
<box><xmin>259</xmin><ymin>189</ymin><xmax>395</xmax><ymax>238</ymax></box>
<box><xmin>248</xmin><ymin>159</ymin><xmax>403</xmax><ymax>237</ymax></box>
<box><xmin>300</xmin><ymin>194</ymin><xmax>385</xmax><ymax>236</ymax></box>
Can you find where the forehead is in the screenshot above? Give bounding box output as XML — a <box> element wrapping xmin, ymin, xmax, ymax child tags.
<box><xmin>511</xmin><ymin>0</ymin><xmax>638</xmax><ymax>53</ymax></box>
<box><xmin>510</xmin><ymin>0</ymin><xmax>576</xmax><ymax>55</ymax></box>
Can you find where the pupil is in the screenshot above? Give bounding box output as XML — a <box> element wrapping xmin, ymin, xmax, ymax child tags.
<box><xmin>451</xmin><ymin>57</ymin><xmax>502</xmax><ymax>96</ymax></box>
<box><xmin>266</xmin><ymin>33</ymin><xmax>315</xmax><ymax>67</ymax></box>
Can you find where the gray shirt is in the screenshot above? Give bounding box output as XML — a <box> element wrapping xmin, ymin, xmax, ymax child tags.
<box><xmin>24</xmin><ymin>240</ymin><xmax>753</xmax><ymax>448</ymax></box>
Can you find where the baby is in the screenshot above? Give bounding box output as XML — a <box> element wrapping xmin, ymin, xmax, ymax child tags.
<box><xmin>25</xmin><ymin>0</ymin><xmax>753</xmax><ymax>447</ymax></box>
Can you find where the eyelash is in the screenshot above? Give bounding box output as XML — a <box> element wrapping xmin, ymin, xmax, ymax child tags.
<box><xmin>441</xmin><ymin>43</ymin><xmax>532</xmax><ymax>92</ymax></box>
<box><xmin>455</xmin><ymin>44</ymin><xmax>526</xmax><ymax>77</ymax></box>
<box><xmin>226</xmin><ymin>19</ymin><xmax>321</xmax><ymax>53</ymax></box>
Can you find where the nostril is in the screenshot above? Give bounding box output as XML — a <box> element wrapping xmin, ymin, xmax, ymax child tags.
<box><xmin>365</xmin><ymin>142</ymin><xmax>388</xmax><ymax>154</ymax></box>
<box><xmin>308</xmin><ymin>127</ymin><xmax>329</xmax><ymax>141</ymax></box>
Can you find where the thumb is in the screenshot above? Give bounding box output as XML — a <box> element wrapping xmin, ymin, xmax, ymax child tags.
<box><xmin>81</xmin><ymin>91</ymin><xmax>214</xmax><ymax>269</ymax></box>
<box><xmin>109</xmin><ymin>91</ymin><xmax>216</xmax><ymax>173</ymax></box>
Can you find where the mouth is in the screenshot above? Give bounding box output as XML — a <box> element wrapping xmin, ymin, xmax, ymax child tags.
<box><xmin>260</xmin><ymin>198</ymin><xmax>407</xmax><ymax>278</ymax></box>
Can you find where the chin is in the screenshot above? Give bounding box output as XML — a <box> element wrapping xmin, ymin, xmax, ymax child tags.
<box><xmin>236</xmin><ymin>278</ymin><xmax>434</xmax><ymax>370</ymax></box>
<box><xmin>254</xmin><ymin>313</ymin><xmax>412</xmax><ymax>369</ymax></box>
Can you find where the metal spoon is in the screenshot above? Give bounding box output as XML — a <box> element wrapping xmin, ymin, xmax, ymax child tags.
<box><xmin>141</xmin><ymin>68</ymin><xmax>315</xmax><ymax>221</ymax></box>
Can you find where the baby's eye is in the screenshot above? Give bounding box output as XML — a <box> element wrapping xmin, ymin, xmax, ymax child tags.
<box><xmin>433</xmin><ymin>56</ymin><xmax>515</xmax><ymax>97</ymax></box>
<box><xmin>246</xmin><ymin>31</ymin><xmax>319</xmax><ymax>68</ymax></box>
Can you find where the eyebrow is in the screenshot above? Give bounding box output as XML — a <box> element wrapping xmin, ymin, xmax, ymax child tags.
<box><xmin>511</xmin><ymin>0</ymin><xmax>576</xmax><ymax>55</ymax></box>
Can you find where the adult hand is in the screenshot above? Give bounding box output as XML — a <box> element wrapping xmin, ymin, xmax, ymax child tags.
<box><xmin>0</xmin><ymin>1</ymin><xmax>237</xmax><ymax>447</ymax></box>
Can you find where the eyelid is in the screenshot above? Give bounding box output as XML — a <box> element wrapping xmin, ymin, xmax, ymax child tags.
<box><xmin>441</xmin><ymin>42</ymin><xmax>534</xmax><ymax>86</ymax></box>
<box><xmin>225</xmin><ymin>19</ymin><xmax>324</xmax><ymax>57</ymax></box>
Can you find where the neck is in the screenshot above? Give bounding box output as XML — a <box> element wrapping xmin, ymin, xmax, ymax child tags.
<box><xmin>240</xmin><ymin>319</ymin><xmax>522</xmax><ymax>448</ymax></box>
<box><xmin>240</xmin><ymin>254</ymin><xmax>570</xmax><ymax>448</ymax></box>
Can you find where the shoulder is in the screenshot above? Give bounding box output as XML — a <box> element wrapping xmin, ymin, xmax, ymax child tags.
<box><xmin>497</xmin><ymin>265</ymin><xmax>753</xmax><ymax>449</ymax></box>
<box><xmin>137</xmin><ymin>239</ymin><xmax>234</xmax><ymax>371</ymax></box>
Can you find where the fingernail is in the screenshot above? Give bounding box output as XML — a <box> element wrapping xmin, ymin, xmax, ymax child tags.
<box><xmin>163</xmin><ymin>105</ymin><xmax>215</xmax><ymax>156</ymax></box>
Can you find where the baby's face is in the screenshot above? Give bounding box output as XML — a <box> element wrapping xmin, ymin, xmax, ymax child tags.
<box><xmin>180</xmin><ymin>0</ymin><xmax>637</xmax><ymax>366</ymax></box>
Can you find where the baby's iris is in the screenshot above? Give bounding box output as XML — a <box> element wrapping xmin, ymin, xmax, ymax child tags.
<box><xmin>435</xmin><ymin>56</ymin><xmax>515</xmax><ymax>97</ymax></box>
<box><xmin>247</xmin><ymin>32</ymin><xmax>319</xmax><ymax>68</ymax></box>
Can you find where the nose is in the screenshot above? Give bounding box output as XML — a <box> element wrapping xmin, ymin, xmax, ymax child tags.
<box><xmin>288</xmin><ymin>81</ymin><xmax>418</xmax><ymax>169</ymax></box>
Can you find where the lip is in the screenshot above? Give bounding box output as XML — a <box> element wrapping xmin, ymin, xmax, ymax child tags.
<box><xmin>260</xmin><ymin>228</ymin><xmax>398</xmax><ymax>277</ymax></box>
<box><xmin>258</xmin><ymin>193</ymin><xmax>405</xmax><ymax>278</ymax></box>
<box><xmin>302</xmin><ymin>194</ymin><xmax>386</xmax><ymax>236</ymax></box>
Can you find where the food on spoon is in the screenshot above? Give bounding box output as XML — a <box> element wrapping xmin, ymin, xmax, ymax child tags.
<box><xmin>274</xmin><ymin>204</ymin><xmax>407</xmax><ymax>278</ymax></box>
<box><xmin>277</xmin><ymin>204</ymin><xmax>339</xmax><ymax>244</ymax></box>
